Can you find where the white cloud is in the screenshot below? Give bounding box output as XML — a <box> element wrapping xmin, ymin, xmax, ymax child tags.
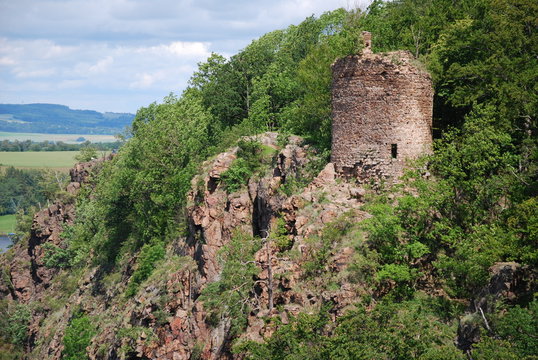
<box><xmin>89</xmin><ymin>56</ymin><xmax>114</xmax><ymax>73</ymax></box>
<box><xmin>0</xmin><ymin>56</ymin><xmax>15</xmax><ymax>66</ymax></box>
<box><xmin>13</xmin><ymin>68</ymin><xmax>57</xmax><ymax>78</ymax></box>
<box><xmin>137</xmin><ymin>41</ymin><xmax>211</xmax><ymax>58</ymax></box>
<box><xmin>130</xmin><ymin>72</ymin><xmax>158</xmax><ymax>89</ymax></box>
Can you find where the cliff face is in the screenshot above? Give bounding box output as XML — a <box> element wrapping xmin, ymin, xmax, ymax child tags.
<box><xmin>85</xmin><ymin>133</ymin><xmax>370</xmax><ymax>360</ymax></box>
<box><xmin>0</xmin><ymin>156</ymin><xmax>110</xmax><ymax>304</ymax></box>
<box><xmin>0</xmin><ymin>134</ymin><xmax>372</xmax><ymax>359</ymax></box>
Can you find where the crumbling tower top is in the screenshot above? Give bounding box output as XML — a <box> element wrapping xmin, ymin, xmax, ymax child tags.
<box><xmin>330</xmin><ymin>33</ymin><xmax>433</xmax><ymax>181</ymax></box>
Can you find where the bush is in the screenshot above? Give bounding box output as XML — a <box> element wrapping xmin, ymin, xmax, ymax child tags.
<box><xmin>221</xmin><ymin>158</ymin><xmax>256</xmax><ymax>193</ymax></box>
<box><xmin>235</xmin><ymin>297</ymin><xmax>464</xmax><ymax>360</ymax></box>
<box><xmin>75</xmin><ymin>145</ymin><xmax>98</xmax><ymax>162</ymax></box>
<box><xmin>473</xmin><ymin>300</ymin><xmax>538</xmax><ymax>359</ymax></box>
<box><xmin>271</xmin><ymin>217</ymin><xmax>292</xmax><ymax>251</ymax></box>
<box><xmin>42</xmin><ymin>243</ymin><xmax>74</xmax><ymax>269</ymax></box>
<box><xmin>5</xmin><ymin>305</ymin><xmax>31</xmax><ymax>346</ymax></box>
<box><xmin>199</xmin><ymin>231</ymin><xmax>261</xmax><ymax>336</ymax></box>
<box><xmin>221</xmin><ymin>140</ymin><xmax>270</xmax><ymax>193</ymax></box>
<box><xmin>125</xmin><ymin>240</ymin><xmax>166</xmax><ymax>297</ymax></box>
<box><xmin>62</xmin><ymin>312</ymin><xmax>96</xmax><ymax>360</ymax></box>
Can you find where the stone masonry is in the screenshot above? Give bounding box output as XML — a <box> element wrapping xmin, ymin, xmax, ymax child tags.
<box><xmin>330</xmin><ymin>31</ymin><xmax>433</xmax><ymax>181</ymax></box>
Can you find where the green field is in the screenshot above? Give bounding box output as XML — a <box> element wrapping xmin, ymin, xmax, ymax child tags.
<box><xmin>0</xmin><ymin>131</ymin><xmax>117</xmax><ymax>143</ymax></box>
<box><xmin>0</xmin><ymin>214</ymin><xmax>16</xmax><ymax>234</ymax></box>
<box><xmin>0</xmin><ymin>151</ymin><xmax>80</xmax><ymax>169</ymax></box>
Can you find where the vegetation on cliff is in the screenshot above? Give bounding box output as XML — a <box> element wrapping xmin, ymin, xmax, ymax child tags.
<box><xmin>0</xmin><ymin>0</ymin><xmax>536</xmax><ymax>358</ymax></box>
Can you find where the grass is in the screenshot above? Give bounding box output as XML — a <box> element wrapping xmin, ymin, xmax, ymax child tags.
<box><xmin>0</xmin><ymin>214</ymin><xmax>16</xmax><ymax>234</ymax></box>
<box><xmin>0</xmin><ymin>151</ymin><xmax>81</xmax><ymax>170</ymax></box>
<box><xmin>0</xmin><ymin>131</ymin><xmax>116</xmax><ymax>144</ymax></box>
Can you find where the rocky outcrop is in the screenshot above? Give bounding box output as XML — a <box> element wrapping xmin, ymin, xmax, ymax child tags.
<box><xmin>69</xmin><ymin>154</ymin><xmax>112</xmax><ymax>184</ymax></box>
<box><xmin>1</xmin><ymin>137</ymin><xmax>371</xmax><ymax>360</ymax></box>
<box><xmin>83</xmin><ymin>133</ymin><xmax>368</xmax><ymax>359</ymax></box>
<box><xmin>137</xmin><ymin>134</ymin><xmax>370</xmax><ymax>358</ymax></box>
<box><xmin>0</xmin><ymin>156</ymin><xmax>109</xmax><ymax>304</ymax></box>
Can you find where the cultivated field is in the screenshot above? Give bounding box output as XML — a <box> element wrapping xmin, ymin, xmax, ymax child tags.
<box><xmin>0</xmin><ymin>151</ymin><xmax>80</xmax><ymax>170</ymax></box>
<box><xmin>0</xmin><ymin>131</ymin><xmax>117</xmax><ymax>143</ymax></box>
<box><xmin>0</xmin><ymin>214</ymin><xmax>16</xmax><ymax>234</ymax></box>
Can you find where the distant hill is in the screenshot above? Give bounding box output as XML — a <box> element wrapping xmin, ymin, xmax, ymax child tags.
<box><xmin>0</xmin><ymin>103</ymin><xmax>135</xmax><ymax>134</ymax></box>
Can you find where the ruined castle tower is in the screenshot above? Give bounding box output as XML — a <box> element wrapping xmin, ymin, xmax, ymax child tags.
<box><xmin>330</xmin><ymin>31</ymin><xmax>433</xmax><ymax>180</ymax></box>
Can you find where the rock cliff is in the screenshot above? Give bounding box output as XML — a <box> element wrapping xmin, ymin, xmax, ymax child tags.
<box><xmin>1</xmin><ymin>134</ymin><xmax>372</xmax><ymax>359</ymax></box>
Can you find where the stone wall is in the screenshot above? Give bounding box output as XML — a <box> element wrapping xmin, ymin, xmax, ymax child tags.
<box><xmin>330</xmin><ymin>38</ymin><xmax>433</xmax><ymax>181</ymax></box>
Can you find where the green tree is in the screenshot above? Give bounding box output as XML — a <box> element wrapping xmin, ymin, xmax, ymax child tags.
<box><xmin>200</xmin><ymin>231</ymin><xmax>261</xmax><ymax>336</ymax></box>
<box><xmin>75</xmin><ymin>143</ymin><xmax>98</xmax><ymax>162</ymax></box>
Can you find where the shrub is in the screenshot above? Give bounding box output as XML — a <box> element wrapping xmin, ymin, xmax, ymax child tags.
<box><xmin>235</xmin><ymin>297</ymin><xmax>463</xmax><ymax>360</ymax></box>
<box><xmin>62</xmin><ymin>312</ymin><xmax>96</xmax><ymax>360</ymax></box>
<box><xmin>272</xmin><ymin>217</ymin><xmax>292</xmax><ymax>251</ymax></box>
<box><xmin>125</xmin><ymin>240</ymin><xmax>166</xmax><ymax>297</ymax></box>
<box><xmin>75</xmin><ymin>145</ymin><xmax>98</xmax><ymax>162</ymax></box>
<box><xmin>221</xmin><ymin>140</ymin><xmax>271</xmax><ymax>193</ymax></box>
<box><xmin>199</xmin><ymin>231</ymin><xmax>261</xmax><ymax>335</ymax></box>
<box><xmin>473</xmin><ymin>300</ymin><xmax>538</xmax><ymax>359</ymax></box>
<box><xmin>42</xmin><ymin>243</ymin><xmax>73</xmax><ymax>269</ymax></box>
<box><xmin>5</xmin><ymin>304</ymin><xmax>31</xmax><ymax>346</ymax></box>
<box><xmin>221</xmin><ymin>158</ymin><xmax>255</xmax><ymax>193</ymax></box>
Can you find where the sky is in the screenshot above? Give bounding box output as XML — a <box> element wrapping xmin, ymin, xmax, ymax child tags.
<box><xmin>0</xmin><ymin>0</ymin><xmax>372</xmax><ymax>114</ymax></box>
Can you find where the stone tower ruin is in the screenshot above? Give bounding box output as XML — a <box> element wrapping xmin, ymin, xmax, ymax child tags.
<box><xmin>330</xmin><ymin>31</ymin><xmax>433</xmax><ymax>181</ymax></box>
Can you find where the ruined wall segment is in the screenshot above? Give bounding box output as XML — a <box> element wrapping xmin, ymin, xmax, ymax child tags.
<box><xmin>330</xmin><ymin>32</ymin><xmax>433</xmax><ymax>181</ymax></box>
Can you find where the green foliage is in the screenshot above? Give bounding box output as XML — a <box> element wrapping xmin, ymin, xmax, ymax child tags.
<box><xmin>362</xmin><ymin>202</ymin><xmax>403</xmax><ymax>263</ymax></box>
<box><xmin>62</xmin><ymin>312</ymin><xmax>96</xmax><ymax>360</ymax></box>
<box><xmin>63</xmin><ymin>91</ymin><xmax>214</xmax><ymax>265</ymax></box>
<box><xmin>221</xmin><ymin>158</ymin><xmax>256</xmax><ymax>193</ymax></box>
<box><xmin>506</xmin><ymin>197</ymin><xmax>538</xmax><ymax>266</ymax></box>
<box><xmin>0</xmin><ymin>343</ymin><xmax>24</xmax><ymax>360</ymax></box>
<box><xmin>190</xmin><ymin>342</ymin><xmax>204</xmax><ymax>360</ymax></box>
<box><xmin>283</xmin><ymin>10</ymin><xmax>361</xmax><ymax>149</ymax></box>
<box><xmin>42</xmin><ymin>243</ymin><xmax>74</xmax><ymax>269</ymax></box>
<box><xmin>236</xmin><ymin>297</ymin><xmax>463</xmax><ymax>360</ymax></box>
<box><xmin>473</xmin><ymin>300</ymin><xmax>538</xmax><ymax>359</ymax></box>
<box><xmin>125</xmin><ymin>239</ymin><xmax>166</xmax><ymax>297</ymax></box>
<box><xmin>272</xmin><ymin>217</ymin><xmax>292</xmax><ymax>251</ymax></box>
<box><xmin>235</xmin><ymin>310</ymin><xmax>330</xmax><ymax>360</ymax></box>
<box><xmin>303</xmin><ymin>213</ymin><xmax>354</xmax><ymax>277</ymax></box>
<box><xmin>3</xmin><ymin>304</ymin><xmax>31</xmax><ymax>346</ymax></box>
<box><xmin>360</xmin><ymin>98</ymin><xmax>534</xmax><ymax>298</ymax></box>
<box><xmin>0</xmin><ymin>167</ymin><xmax>48</xmax><ymax>216</ymax></box>
<box><xmin>200</xmin><ymin>231</ymin><xmax>261</xmax><ymax>336</ymax></box>
<box><xmin>375</xmin><ymin>263</ymin><xmax>415</xmax><ymax>283</ymax></box>
<box><xmin>221</xmin><ymin>140</ymin><xmax>273</xmax><ymax>193</ymax></box>
<box><xmin>75</xmin><ymin>144</ymin><xmax>98</xmax><ymax>162</ymax></box>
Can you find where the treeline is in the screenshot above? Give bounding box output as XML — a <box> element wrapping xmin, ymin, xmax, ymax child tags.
<box><xmin>0</xmin><ymin>167</ymin><xmax>67</xmax><ymax>216</ymax></box>
<box><xmin>0</xmin><ymin>140</ymin><xmax>121</xmax><ymax>152</ymax></box>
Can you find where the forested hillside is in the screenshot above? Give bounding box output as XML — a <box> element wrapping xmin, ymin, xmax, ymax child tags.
<box><xmin>0</xmin><ymin>103</ymin><xmax>134</xmax><ymax>134</ymax></box>
<box><xmin>0</xmin><ymin>0</ymin><xmax>536</xmax><ymax>359</ymax></box>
